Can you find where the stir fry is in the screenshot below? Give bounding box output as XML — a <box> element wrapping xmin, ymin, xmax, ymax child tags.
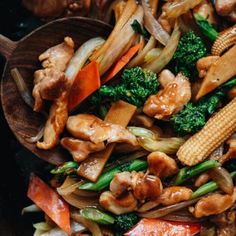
<box><xmin>15</xmin><ymin>0</ymin><xmax>236</xmax><ymax>235</ymax></box>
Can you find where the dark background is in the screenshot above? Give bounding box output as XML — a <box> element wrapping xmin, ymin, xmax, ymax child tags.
<box><xmin>0</xmin><ymin>1</ymin><xmax>51</xmax><ymax>235</ymax></box>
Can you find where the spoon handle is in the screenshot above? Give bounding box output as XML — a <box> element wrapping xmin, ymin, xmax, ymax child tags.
<box><xmin>0</xmin><ymin>34</ymin><xmax>17</xmax><ymax>60</ymax></box>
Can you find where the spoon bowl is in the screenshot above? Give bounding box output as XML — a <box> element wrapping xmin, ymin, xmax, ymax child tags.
<box><xmin>0</xmin><ymin>17</ymin><xmax>111</xmax><ymax>165</ymax></box>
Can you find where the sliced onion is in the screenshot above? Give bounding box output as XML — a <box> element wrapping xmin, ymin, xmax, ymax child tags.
<box><xmin>137</xmin><ymin>200</ymin><xmax>160</xmax><ymax>212</ymax></box>
<box><xmin>160</xmin><ymin>210</ymin><xmax>202</xmax><ymax>223</ymax></box>
<box><xmin>57</xmin><ymin>176</ymin><xmax>98</xmax><ymax>197</ymax></box>
<box><xmin>33</xmin><ymin>222</ymin><xmax>52</xmax><ymax>231</ymax></box>
<box><xmin>165</xmin><ymin>0</ymin><xmax>203</xmax><ymax>19</ymax></box>
<box><xmin>144</xmin><ymin>47</ymin><xmax>162</xmax><ymax>64</ymax></box>
<box><xmin>139</xmin><ymin>198</ymin><xmax>200</xmax><ymax>218</ymax></box>
<box><xmin>143</xmin><ymin>20</ymin><xmax>181</xmax><ymax>73</ymax></box>
<box><xmin>98</xmin><ymin>6</ymin><xmax>143</xmax><ymax>75</ymax></box>
<box><xmin>209</xmin><ymin>145</ymin><xmax>224</xmax><ymax>160</ymax></box>
<box><xmin>127</xmin><ymin>36</ymin><xmax>157</xmax><ymax>67</ymax></box>
<box><xmin>138</xmin><ymin>136</ymin><xmax>186</xmax><ymax>154</ymax></box>
<box><xmin>142</xmin><ymin>0</ymin><xmax>170</xmax><ymax>46</ymax></box>
<box><xmin>208</xmin><ymin>167</ymin><xmax>234</xmax><ymax>194</ymax></box>
<box><xmin>21</xmin><ymin>204</ymin><xmax>41</xmax><ymax>215</ymax></box>
<box><xmin>128</xmin><ymin>126</ymin><xmax>157</xmax><ymax>139</ymax></box>
<box><xmin>61</xmin><ymin>193</ymin><xmax>99</xmax><ymax>209</ymax></box>
<box><xmin>40</xmin><ymin>221</ymin><xmax>86</xmax><ymax>236</ymax></box>
<box><xmin>10</xmin><ymin>68</ymin><xmax>34</xmax><ymax>108</ymax></box>
<box><xmin>65</xmin><ymin>37</ymin><xmax>105</xmax><ymax>85</ymax></box>
<box><xmin>71</xmin><ymin>210</ymin><xmax>103</xmax><ymax>236</ymax></box>
<box><xmin>26</xmin><ymin>125</ymin><xmax>45</xmax><ymax>143</ymax></box>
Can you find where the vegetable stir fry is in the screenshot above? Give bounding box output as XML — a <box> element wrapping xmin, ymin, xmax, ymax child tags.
<box><xmin>15</xmin><ymin>0</ymin><xmax>236</xmax><ymax>235</ymax></box>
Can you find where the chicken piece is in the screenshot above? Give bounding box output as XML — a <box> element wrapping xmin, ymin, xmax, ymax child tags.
<box><xmin>110</xmin><ymin>172</ymin><xmax>132</xmax><ymax>197</ymax></box>
<box><xmin>212</xmin><ymin>208</ymin><xmax>236</xmax><ymax>236</ymax></box>
<box><xmin>147</xmin><ymin>151</ymin><xmax>179</xmax><ymax>178</ymax></box>
<box><xmin>196</xmin><ymin>56</ymin><xmax>220</xmax><ymax>78</ymax></box>
<box><xmin>132</xmin><ymin>174</ymin><xmax>163</xmax><ymax>201</ymax></box>
<box><xmin>60</xmin><ymin>137</ymin><xmax>105</xmax><ymax>162</ymax></box>
<box><xmin>158</xmin><ymin>69</ymin><xmax>175</xmax><ymax>88</ymax></box>
<box><xmin>193</xmin><ymin>189</ymin><xmax>236</xmax><ymax>218</ymax></box>
<box><xmin>143</xmin><ymin>73</ymin><xmax>191</xmax><ymax>120</ymax></box>
<box><xmin>215</xmin><ymin>0</ymin><xmax>236</xmax><ymax>16</ymax></box>
<box><xmin>32</xmin><ymin>68</ymin><xmax>68</xmax><ymax>112</ymax></box>
<box><xmin>99</xmin><ymin>191</ymin><xmax>137</xmax><ymax>215</ymax></box>
<box><xmin>158</xmin><ymin>187</ymin><xmax>193</xmax><ymax>206</ymax></box>
<box><xmin>37</xmin><ymin>91</ymin><xmax>68</xmax><ymax>150</ymax></box>
<box><xmin>66</xmin><ymin>114</ymin><xmax>138</xmax><ymax>145</ymax></box>
<box><xmin>110</xmin><ymin>171</ymin><xmax>163</xmax><ymax>201</ymax></box>
<box><xmin>193</xmin><ymin>0</ymin><xmax>218</xmax><ymax>25</ymax></box>
<box><xmin>39</xmin><ymin>37</ymin><xmax>74</xmax><ymax>72</ymax></box>
<box><xmin>229</xmin><ymin>10</ymin><xmax>236</xmax><ymax>23</ymax></box>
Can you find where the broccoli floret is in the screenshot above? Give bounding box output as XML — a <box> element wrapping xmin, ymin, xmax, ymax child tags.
<box><xmin>171</xmin><ymin>77</ymin><xmax>236</xmax><ymax>136</ymax></box>
<box><xmin>91</xmin><ymin>67</ymin><xmax>159</xmax><ymax>108</ymax></box>
<box><xmin>171</xmin><ymin>31</ymin><xmax>207</xmax><ymax>80</ymax></box>
<box><xmin>114</xmin><ymin>213</ymin><xmax>139</xmax><ymax>236</ymax></box>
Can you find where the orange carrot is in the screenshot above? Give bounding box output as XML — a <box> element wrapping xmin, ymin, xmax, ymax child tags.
<box><xmin>103</xmin><ymin>43</ymin><xmax>142</xmax><ymax>83</ymax></box>
<box><xmin>27</xmin><ymin>174</ymin><xmax>71</xmax><ymax>235</ymax></box>
<box><xmin>68</xmin><ymin>61</ymin><xmax>100</xmax><ymax>111</ymax></box>
<box><xmin>125</xmin><ymin>219</ymin><xmax>201</xmax><ymax>236</ymax></box>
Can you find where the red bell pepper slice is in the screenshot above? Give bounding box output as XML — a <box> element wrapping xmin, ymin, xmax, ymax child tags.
<box><xmin>125</xmin><ymin>218</ymin><xmax>201</xmax><ymax>236</ymax></box>
<box><xmin>27</xmin><ymin>174</ymin><xmax>71</xmax><ymax>235</ymax></box>
<box><xmin>68</xmin><ymin>60</ymin><xmax>100</xmax><ymax>111</ymax></box>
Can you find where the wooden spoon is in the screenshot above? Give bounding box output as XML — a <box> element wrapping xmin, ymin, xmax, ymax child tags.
<box><xmin>0</xmin><ymin>17</ymin><xmax>111</xmax><ymax>165</ymax></box>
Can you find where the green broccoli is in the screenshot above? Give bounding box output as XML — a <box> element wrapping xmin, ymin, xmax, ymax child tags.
<box><xmin>171</xmin><ymin>77</ymin><xmax>236</xmax><ymax>136</ymax></box>
<box><xmin>114</xmin><ymin>213</ymin><xmax>140</xmax><ymax>236</ymax></box>
<box><xmin>91</xmin><ymin>67</ymin><xmax>159</xmax><ymax>108</ymax></box>
<box><xmin>194</xmin><ymin>13</ymin><xmax>219</xmax><ymax>42</ymax></box>
<box><xmin>171</xmin><ymin>31</ymin><xmax>207</xmax><ymax>79</ymax></box>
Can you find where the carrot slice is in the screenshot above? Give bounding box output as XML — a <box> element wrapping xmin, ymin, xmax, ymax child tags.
<box><xmin>27</xmin><ymin>174</ymin><xmax>70</xmax><ymax>235</ymax></box>
<box><xmin>125</xmin><ymin>219</ymin><xmax>201</xmax><ymax>236</ymax></box>
<box><xmin>103</xmin><ymin>43</ymin><xmax>142</xmax><ymax>83</ymax></box>
<box><xmin>68</xmin><ymin>61</ymin><xmax>100</xmax><ymax>111</ymax></box>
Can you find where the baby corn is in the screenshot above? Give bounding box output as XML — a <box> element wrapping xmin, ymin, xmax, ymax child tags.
<box><xmin>177</xmin><ymin>97</ymin><xmax>236</xmax><ymax>166</ymax></box>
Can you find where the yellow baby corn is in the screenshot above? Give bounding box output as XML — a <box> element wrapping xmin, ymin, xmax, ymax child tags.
<box><xmin>177</xmin><ymin>97</ymin><xmax>236</xmax><ymax>166</ymax></box>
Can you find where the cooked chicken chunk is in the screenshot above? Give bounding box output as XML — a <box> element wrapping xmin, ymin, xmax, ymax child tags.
<box><xmin>110</xmin><ymin>172</ymin><xmax>132</xmax><ymax>197</ymax></box>
<box><xmin>66</xmin><ymin>114</ymin><xmax>138</xmax><ymax>145</ymax></box>
<box><xmin>193</xmin><ymin>189</ymin><xmax>236</xmax><ymax>218</ymax></box>
<box><xmin>39</xmin><ymin>37</ymin><xmax>74</xmax><ymax>72</ymax></box>
<box><xmin>61</xmin><ymin>137</ymin><xmax>105</xmax><ymax>162</ymax></box>
<box><xmin>158</xmin><ymin>187</ymin><xmax>192</xmax><ymax>206</ymax></box>
<box><xmin>147</xmin><ymin>151</ymin><xmax>179</xmax><ymax>178</ymax></box>
<box><xmin>32</xmin><ymin>37</ymin><xmax>74</xmax><ymax>112</ymax></box>
<box><xmin>212</xmin><ymin>208</ymin><xmax>236</xmax><ymax>236</ymax></box>
<box><xmin>33</xmin><ymin>68</ymin><xmax>68</xmax><ymax>112</ymax></box>
<box><xmin>99</xmin><ymin>191</ymin><xmax>137</xmax><ymax>215</ymax></box>
<box><xmin>143</xmin><ymin>72</ymin><xmax>191</xmax><ymax>120</ymax></box>
<box><xmin>109</xmin><ymin>171</ymin><xmax>163</xmax><ymax>201</ymax></box>
<box><xmin>37</xmin><ymin>91</ymin><xmax>68</xmax><ymax>150</ymax></box>
<box><xmin>132</xmin><ymin>173</ymin><xmax>163</xmax><ymax>201</ymax></box>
